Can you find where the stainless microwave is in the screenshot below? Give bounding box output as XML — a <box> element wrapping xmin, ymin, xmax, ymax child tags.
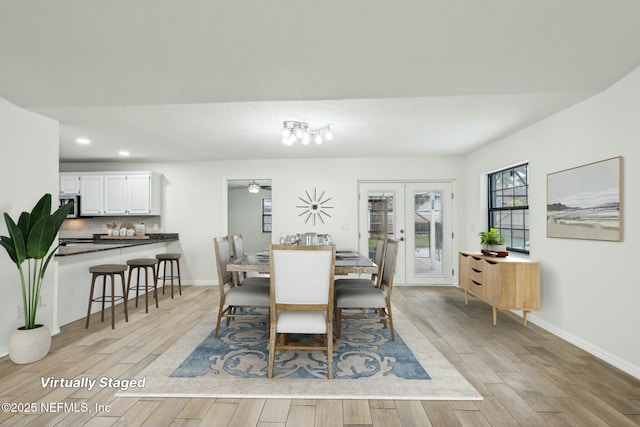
<box><xmin>59</xmin><ymin>195</ymin><xmax>79</xmax><ymax>218</ymax></box>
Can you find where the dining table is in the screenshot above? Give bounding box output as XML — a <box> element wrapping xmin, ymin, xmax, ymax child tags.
<box><xmin>227</xmin><ymin>247</ymin><xmax>377</xmax><ymax>276</ymax></box>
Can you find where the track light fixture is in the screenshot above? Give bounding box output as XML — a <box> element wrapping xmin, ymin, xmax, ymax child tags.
<box><xmin>281</xmin><ymin>121</ymin><xmax>333</xmax><ymax>146</ymax></box>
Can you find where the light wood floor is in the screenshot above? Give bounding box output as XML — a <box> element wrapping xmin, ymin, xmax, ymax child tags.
<box><xmin>1</xmin><ymin>285</ymin><xmax>639</xmax><ymax>426</ymax></box>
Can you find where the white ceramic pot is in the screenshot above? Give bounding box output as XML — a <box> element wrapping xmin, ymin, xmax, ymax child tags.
<box><xmin>9</xmin><ymin>324</ymin><xmax>51</xmax><ymax>364</ymax></box>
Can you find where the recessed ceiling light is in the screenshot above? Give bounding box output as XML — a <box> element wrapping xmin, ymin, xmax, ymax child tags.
<box><xmin>76</xmin><ymin>137</ymin><xmax>91</xmax><ymax>144</ymax></box>
<box><xmin>118</xmin><ymin>151</ymin><xmax>130</xmax><ymax>156</ymax></box>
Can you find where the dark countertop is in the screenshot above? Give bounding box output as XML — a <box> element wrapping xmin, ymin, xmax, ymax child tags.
<box><xmin>56</xmin><ymin>233</ymin><xmax>179</xmax><ymax>257</ymax></box>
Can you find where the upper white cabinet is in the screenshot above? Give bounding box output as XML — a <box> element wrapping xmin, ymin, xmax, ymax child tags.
<box><xmin>60</xmin><ymin>173</ymin><xmax>81</xmax><ymax>195</ymax></box>
<box><xmin>80</xmin><ymin>175</ymin><xmax>104</xmax><ymax>216</ymax></box>
<box><xmin>127</xmin><ymin>174</ymin><xmax>156</xmax><ymax>215</ymax></box>
<box><xmin>103</xmin><ymin>175</ymin><xmax>128</xmax><ymax>215</ymax></box>
<box><xmin>77</xmin><ymin>172</ymin><xmax>161</xmax><ymax>216</ymax></box>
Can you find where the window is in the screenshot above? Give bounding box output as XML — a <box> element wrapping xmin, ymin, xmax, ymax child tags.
<box><xmin>262</xmin><ymin>198</ymin><xmax>272</xmax><ymax>232</ymax></box>
<box><xmin>488</xmin><ymin>163</ymin><xmax>529</xmax><ymax>253</ymax></box>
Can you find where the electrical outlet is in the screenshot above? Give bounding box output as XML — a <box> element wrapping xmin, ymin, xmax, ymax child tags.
<box><xmin>153</xmin><ymin>223</ymin><xmax>159</xmax><ymax>231</ymax></box>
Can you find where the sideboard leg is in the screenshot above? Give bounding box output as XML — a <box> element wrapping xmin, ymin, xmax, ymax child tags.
<box><xmin>523</xmin><ymin>310</ymin><xmax>529</xmax><ymax>326</ymax></box>
<box><xmin>492</xmin><ymin>306</ymin><xmax>497</xmax><ymax>325</ymax></box>
<box><xmin>464</xmin><ymin>290</ymin><xmax>468</xmax><ymax>305</ymax></box>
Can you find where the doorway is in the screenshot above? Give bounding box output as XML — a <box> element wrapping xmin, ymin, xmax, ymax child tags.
<box><xmin>358</xmin><ymin>181</ymin><xmax>453</xmax><ymax>285</ymax></box>
<box><xmin>227</xmin><ymin>179</ymin><xmax>272</xmax><ymax>254</ymax></box>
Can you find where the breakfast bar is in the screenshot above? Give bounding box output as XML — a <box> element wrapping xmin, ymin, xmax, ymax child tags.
<box><xmin>54</xmin><ymin>233</ymin><xmax>180</xmax><ymax>328</ymax></box>
<box><xmin>56</xmin><ymin>233</ymin><xmax>180</xmax><ymax>257</ymax></box>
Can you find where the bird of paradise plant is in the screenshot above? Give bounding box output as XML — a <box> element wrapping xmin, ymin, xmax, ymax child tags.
<box><xmin>0</xmin><ymin>194</ymin><xmax>73</xmax><ymax>329</ymax></box>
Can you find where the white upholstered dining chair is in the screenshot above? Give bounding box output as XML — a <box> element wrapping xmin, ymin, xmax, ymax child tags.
<box><xmin>213</xmin><ymin>236</ymin><xmax>270</xmax><ymax>338</ymax></box>
<box><xmin>335</xmin><ymin>238</ymin><xmax>399</xmax><ymax>341</ymax></box>
<box><xmin>267</xmin><ymin>244</ymin><xmax>336</xmax><ymax>379</ymax></box>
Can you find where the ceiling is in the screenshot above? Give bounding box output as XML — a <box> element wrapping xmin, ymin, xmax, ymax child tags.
<box><xmin>1</xmin><ymin>1</ymin><xmax>640</xmax><ymax>163</ymax></box>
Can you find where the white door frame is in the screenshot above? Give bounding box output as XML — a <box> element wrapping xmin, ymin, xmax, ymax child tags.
<box><xmin>358</xmin><ymin>180</ymin><xmax>454</xmax><ymax>286</ymax></box>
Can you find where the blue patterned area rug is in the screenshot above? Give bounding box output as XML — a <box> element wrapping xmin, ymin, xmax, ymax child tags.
<box><xmin>172</xmin><ymin>313</ymin><xmax>430</xmax><ymax>380</ymax></box>
<box><xmin>118</xmin><ymin>306</ymin><xmax>481</xmax><ymax>400</ymax></box>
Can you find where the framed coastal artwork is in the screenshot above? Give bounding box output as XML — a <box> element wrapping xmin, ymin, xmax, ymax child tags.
<box><xmin>547</xmin><ymin>156</ymin><xmax>622</xmax><ymax>241</ymax></box>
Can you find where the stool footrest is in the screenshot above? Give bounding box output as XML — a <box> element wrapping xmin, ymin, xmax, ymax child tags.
<box><xmin>127</xmin><ymin>286</ymin><xmax>157</xmax><ymax>292</ymax></box>
<box><xmin>91</xmin><ymin>295</ymin><xmax>126</xmax><ymax>303</ymax></box>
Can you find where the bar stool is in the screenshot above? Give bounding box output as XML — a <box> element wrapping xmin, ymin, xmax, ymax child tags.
<box><xmin>156</xmin><ymin>253</ymin><xmax>182</xmax><ymax>298</ymax></box>
<box><xmin>85</xmin><ymin>264</ymin><xmax>128</xmax><ymax>329</ymax></box>
<box><xmin>126</xmin><ymin>258</ymin><xmax>159</xmax><ymax>313</ymax></box>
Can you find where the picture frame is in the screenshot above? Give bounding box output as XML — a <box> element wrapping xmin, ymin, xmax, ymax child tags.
<box><xmin>547</xmin><ymin>156</ymin><xmax>622</xmax><ymax>241</ymax></box>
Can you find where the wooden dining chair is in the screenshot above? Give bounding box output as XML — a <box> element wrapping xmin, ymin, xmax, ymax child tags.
<box><xmin>334</xmin><ymin>237</ymin><xmax>386</xmax><ymax>291</ymax></box>
<box><xmin>267</xmin><ymin>244</ymin><xmax>336</xmax><ymax>379</ymax></box>
<box><xmin>231</xmin><ymin>234</ymin><xmax>270</xmax><ymax>288</ymax></box>
<box><xmin>213</xmin><ymin>236</ymin><xmax>270</xmax><ymax>338</ymax></box>
<box><xmin>335</xmin><ymin>238</ymin><xmax>399</xmax><ymax>341</ymax></box>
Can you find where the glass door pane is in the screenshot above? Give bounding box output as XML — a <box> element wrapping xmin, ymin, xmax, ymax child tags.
<box><xmin>367</xmin><ymin>194</ymin><xmax>395</xmax><ymax>259</ymax></box>
<box><xmin>413</xmin><ymin>190</ymin><xmax>443</xmax><ymax>275</ymax></box>
<box><xmin>359</xmin><ymin>183</ymin><xmax>406</xmax><ymax>283</ymax></box>
<box><xmin>405</xmin><ymin>182</ymin><xmax>451</xmax><ymax>284</ymax></box>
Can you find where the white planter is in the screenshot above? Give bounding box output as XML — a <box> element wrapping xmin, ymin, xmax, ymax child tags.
<box><xmin>9</xmin><ymin>324</ymin><xmax>51</xmax><ymax>364</ymax></box>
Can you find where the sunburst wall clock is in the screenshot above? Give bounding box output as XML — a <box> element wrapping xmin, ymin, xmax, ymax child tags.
<box><xmin>296</xmin><ymin>188</ymin><xmax>334</xmax><ymax>226</ymax></box>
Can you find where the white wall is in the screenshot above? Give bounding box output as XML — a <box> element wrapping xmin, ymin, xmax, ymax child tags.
<box><xmin>461</xmin><ymin>66</ymin><xmax>640</xmax><ymax>378</ymax></box>
<box><xmin>61</xmin><ymin>157</ymin><xmax>464</xmax><ymax>285</ymax></box>
<box><xmin>0</xmin><ymin>97</ymin><xmax>59</xmax><ymax>356</ymax></box>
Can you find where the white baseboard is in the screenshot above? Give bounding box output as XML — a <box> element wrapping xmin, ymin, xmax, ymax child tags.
<box><xmin>519</xmin><ymin>312</ymin><xmax>640</xmax><ymax>380</ymax></box>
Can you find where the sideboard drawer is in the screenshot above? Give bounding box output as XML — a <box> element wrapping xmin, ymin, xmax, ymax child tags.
<box><xmin>470</xmin><ymin>256</ymin><xmax>484</xmax><ymax>271</ymax></box>
<box><xmin>469</xmin><ymin>268</ymin><xmax>484</xmax><ymax>285</ymax></box>
<box><xmin>469</xmin><ymin>278</ymin><xmax>485</xmax><ymax>298</ymax></box>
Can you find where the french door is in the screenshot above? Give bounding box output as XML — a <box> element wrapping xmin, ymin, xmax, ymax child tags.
<box><xmin>358</xmin><ymin>182</ymin><xmax>453</xmax><ymax>285</ymax></box>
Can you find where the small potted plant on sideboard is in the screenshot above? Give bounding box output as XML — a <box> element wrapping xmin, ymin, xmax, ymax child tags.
<box><xmin>478</xmin><ymin>227</ymin><xmax>508</xmax><ymax>257</ymax></box>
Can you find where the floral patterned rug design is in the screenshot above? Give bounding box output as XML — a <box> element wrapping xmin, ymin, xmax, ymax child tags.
<box><xmin>117</xmin><ymin>306</ymin><xmax>482</xmax><ymax>400</ymax></box>
<box><xmin>171</xmin><ymin>313</ymin><xmax>430</xmax><ymax>380</ymax></box>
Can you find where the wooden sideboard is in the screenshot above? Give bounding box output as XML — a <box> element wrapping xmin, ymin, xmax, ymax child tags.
<box><xmin>458</xmin><ymin>251</ymin><xmax>540</xmax><ymax>325</ymax></box>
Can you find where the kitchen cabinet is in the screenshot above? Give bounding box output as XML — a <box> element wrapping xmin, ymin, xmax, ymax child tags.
<box><xmin>80</xmin><ymin>175</ymin><xmax>104</xmax><ymax>216</ymax></box>
<box><xmin>77</xmin><ymin>172</ymin><xmax>161</xmax><ymax>216</ymax></box>
<box><xmin>127</xmin><ymin>174</ymin><xmax>157</xmax><ymax>214</ymax></box>
<box><xmin>104</xmin><ymin>175</ymin><xmax>127</xmax><ymax>214</ymax></box>
<box><xmin>60</xmin><ymin>173</ymin><xmax>81</xmax><ymax>195</ymax></box>
<box><xmin>459</xmin><ymin>251</ymin><xmax>540</xmax><ymax>325</ymax></box>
